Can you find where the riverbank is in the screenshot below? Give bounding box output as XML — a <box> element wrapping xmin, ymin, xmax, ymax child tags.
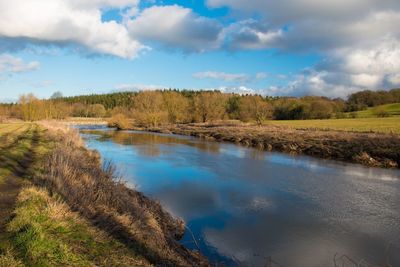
<box><xmin>128</xmin><ymin>122</ymin><xmax>400</xmax><ymax>169</ymax></box>
<box><xmin>0</xmin><ymin>122</ymin><xmax>208</xmax><ymax>266</ymax></box>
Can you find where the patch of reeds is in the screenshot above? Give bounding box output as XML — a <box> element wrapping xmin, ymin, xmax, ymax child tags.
<box><xmin>107</xmin><ymin>114</ymin><xmax>132</xmax><ymax>130</ymax></box>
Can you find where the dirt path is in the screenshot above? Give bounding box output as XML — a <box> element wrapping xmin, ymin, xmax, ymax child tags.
<box><xmin>0</xmin><ymin>128</ymin><xmax>39</xmax><ymax>239</ymax></box>
<box><xmin>0</xmin><ymin>176</ymin><xmax>25</xmax><ymax>235</ymax></box>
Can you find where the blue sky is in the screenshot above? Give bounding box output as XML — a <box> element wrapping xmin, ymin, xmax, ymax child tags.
<box><xmin>0</xmin><ymin>0</ymin><xmax>399</xmax><ymax>102</ymax></box>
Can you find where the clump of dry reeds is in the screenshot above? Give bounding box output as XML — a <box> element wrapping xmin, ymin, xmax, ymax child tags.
<box><xmin>107</xmin><ymin>114</ymin><xmax>132</xmax><ymax>130</ymax></box>
<box><xmin>37</xmin><ymin>124</ymin><xmax>208</xmax><ymax>267</ymax></box>
<box><xmin>38</xmin><ymin>120</ymin><xmax>84</xmax><ymax>147</ymax></box>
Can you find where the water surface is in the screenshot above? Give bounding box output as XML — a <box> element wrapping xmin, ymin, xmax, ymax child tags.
<box><xmin>78</xmin><ymin>126</ymin><xmax>400</xmax><ymax>267</ymax></box>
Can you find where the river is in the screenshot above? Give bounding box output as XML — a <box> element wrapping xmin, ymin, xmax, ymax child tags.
<box><xmin>78</xmin><ymin>126</ymin><xmax>400</xmax><ymax>267</ymax></box>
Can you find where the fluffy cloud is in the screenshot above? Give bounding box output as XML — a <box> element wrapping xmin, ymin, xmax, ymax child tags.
<box><xmin>0</xmin><ymin>54</ymin><xmax>40</xmax><ymax>73</ymax></box>
<box><xmin>0</xmin><ymin>2</ymin><xmax>224</xmax><ymax>57</ymax></box>
<box><xmin>207</xmin><ymin>0</ymin><xmax>400</xmax><ymax>23</ymax></box>
<box><xmin>128</xmin><ymin>5</ymin><xmax>223</xmax><ymax>52</ymax></box>
<box><xmin>206</xmin><ymin>0</ymin><xmax>400</xmax><ymax>96</ymax></box>
<box><xmin>218</xmin><ymin>86</ymin><xmax>256</xmax><ymax>95</ymax></box>
<box><xmin>0</xmin><ymin>0</ymin><xmax>145</xmax><ymax>58</ymax></box>
<box><xmin>280</xmin><ymin>38</ymin><xmax>400</xmax><ymax>97</ymax></box>
<box><xmin>223</xmin><ymin>19</ymin><xmax>282</xmax><ymax>50</ymax></box>
<box><xmin>207</xmin><ymin>1</ymin><xmax>400</xmax><ymax>52</ymax></box>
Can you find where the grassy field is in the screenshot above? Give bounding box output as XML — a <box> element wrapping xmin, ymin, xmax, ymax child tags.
<box><xmin>352</xmin><ymin>103</ymin><xmax>400</xmax><ymax>118</ymax></box>
<box><xmin>267</xmin><ymin>117</ymin><xmax>400</xmax><ymax>134</ymax></box>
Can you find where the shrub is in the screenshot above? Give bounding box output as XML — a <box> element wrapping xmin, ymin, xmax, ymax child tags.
<box><xmin>107</xmin><ymin>114</ymin><xmax>131</xmax><ymax>130</ymax></box>
<box><xmin>335</xmin><ymin>112</ymin><xmax>347</xmax><ymax>119</ymax></box>
<box><xmin>349</xmin><ymin>112</ymin><xmax>358</xmax><ymax>118</ymax></box>
<box><xmin>373</xmin><ymin>107</ymin><xmax>390</xmax><ymax>117</ymax></box>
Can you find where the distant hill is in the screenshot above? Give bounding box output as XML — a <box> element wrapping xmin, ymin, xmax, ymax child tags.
<box><xmin>352</xmin><ymin>103</ymin><xmax>400</xmax><ymax>118</ymax></box>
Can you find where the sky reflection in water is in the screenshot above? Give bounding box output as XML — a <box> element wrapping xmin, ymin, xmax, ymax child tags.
<box><xmin>79</xmin><ymin>127</ymin><xmax>400</xmax><ymax>267</ymax></box>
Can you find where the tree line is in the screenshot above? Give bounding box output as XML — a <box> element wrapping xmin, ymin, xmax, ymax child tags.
<box><xmin>0</xmin><ymin>88</ymin><xmax>399</xmax><ymax>126</ymax></box>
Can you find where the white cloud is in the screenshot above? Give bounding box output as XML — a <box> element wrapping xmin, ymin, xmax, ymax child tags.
<box><xmin>207</xmin><ymin>0</ymin><xmax>400</xmax><ymax>96</ymax></box>
<box><xmin>68</xmin><ymin>0</ymin><xmax>140</xmax><ymax>9</ymax></box>
<box><xmin>128</xmin><ymin>5</ymin><xmax>223</xmax><ymax>52</ymax></box>
<box><xmin>0</xmin><ymin>0</ymin><xmax>145</xmax><ymax>58</ymax></box>
<box><xmin>0</xmin><ymin>54</ymin><xmax>40</xmax><ymax>73</ymax></box>
<box><xmin>284</xmin><ymin>37</ymin><xmax>400</xmax><ymax>97</ymax></box>
<box><xmin>209</xmin><ymin>1</ymin><xmax>400</xmax><ymax>53</ymax></box>
<box><xmin>0</xmin><ymin>2</ymin><xmax>223</xmax><ymax>56</ymax></box>
<box><xmin>351</xmin><ymin>74</ymin><xmax>382</xmax><ymax>88</ymax></box>
<box><xmin>194</xmin><ymin>71</ymin><xmax>249</xmax><ymax>82</ymax></box>
<box><xmin>207</xmin><ymin>0</ymin><xmax>400</xmax><ymax>24</ymax></box>
<box><xmin>218</xmin><ymin>86</ymin><xmax>256</xmax><ymax>95</ymax></box>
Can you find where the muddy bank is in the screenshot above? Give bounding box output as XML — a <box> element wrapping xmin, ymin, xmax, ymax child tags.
<box><xmin>38</xmin><ymin>122</ymin><xmax>209</xmax><ymax>267</ymax></box>
<box><xmin>128</xmin><ymin>123</ymin><xmax>400</xmax><ymax>169</ymax></box>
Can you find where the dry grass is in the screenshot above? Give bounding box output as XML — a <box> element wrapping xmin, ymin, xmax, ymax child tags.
<box><xmin>5</xmin><ymin>186</ymin><xmax>152</xmax><ymax>266</ymax></box>
<box><xmin>0</xmin><ymin>249</ymin><xmax>24</xmax><ymax>267</ymax></box>
<box><xmin>267</xmin><ymin>117</ymin><xmax>400</xmax><ymax>134</ymax></box>
<box><xmin>33</xmin><ymin>124</ymin><xmax>208</xmax><ymax>266</ymax></box>
<box><xmin>38</xmin><ymin>120</ymin><xmax>84</xmax><ymax>147</ymax></box>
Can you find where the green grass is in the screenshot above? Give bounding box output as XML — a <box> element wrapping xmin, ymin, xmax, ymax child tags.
<box><xmin>351</xmin><ymin>103</ymin><xmax>400</xmax><ymax>118</ymax></box>
<box><xmin>2</xmin><ymin>186</ymin><xmax>150</xmax><ymax>267</ymax></box>
<box><xmin>0</xmin><ymin>123</ymin><xmax>33</xmax><ymax>184</ymax></box>
<box><xmin>0</xmin><ymin>123</ymin><xmax>30</xmax><ymax>136</ymax></box>
<box><xmin>0</xmin><ymin>122</ymin><xmax>151</xmax><ymax>267</ymax></box>
<box><xmin>267</xmin><ymin>117</ymin><xmax>400</xmax><ymax>134</ymax></box>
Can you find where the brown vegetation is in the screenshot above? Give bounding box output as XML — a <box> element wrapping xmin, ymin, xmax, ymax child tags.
<box><xmin>107</xmin><ymin>113</ymin><xmax>131</xmax><ymax>130</ymax></box>
<box><xmin>239</xmin><ymin>95</ymin><xmax>273</xmax><ymax>125</ymax></box>
<box><xmin>2</xmin><ymin>88</ymin><xmax>400</xmax><ymax>126</ymax></box>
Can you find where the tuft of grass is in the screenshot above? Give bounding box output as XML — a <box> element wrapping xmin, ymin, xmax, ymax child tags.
<box><xmin>0</xmin><ymin>250</ymin><xmax>24</xmax><ymax>267</ymax></box>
